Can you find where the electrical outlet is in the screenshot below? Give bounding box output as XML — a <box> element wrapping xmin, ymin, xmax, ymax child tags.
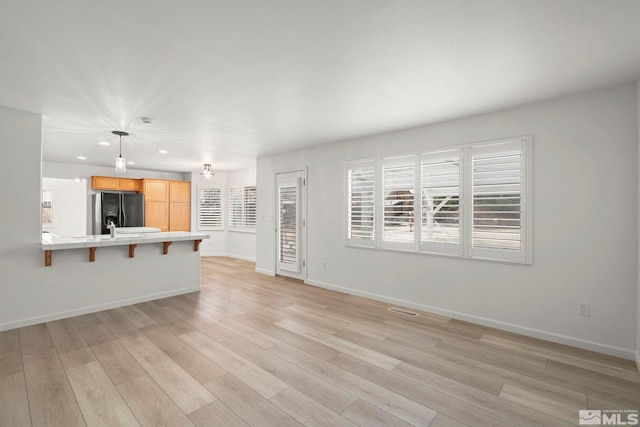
<box><xmin>579</xmin><ymin>302</ymin><xmax>590</xmax><ymax>317</ymax></box>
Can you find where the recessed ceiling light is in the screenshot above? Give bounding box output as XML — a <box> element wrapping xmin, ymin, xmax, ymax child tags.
<box><xmin>140</xmin><ymin>117</ymin><xmax>153</xmax><ymax>124</ymax></box>
<box><xmin>98</xmin><ymin>141</ymin><xmax>110</xmax><ymax>146</ymax></box>
<box><xmin>158</xmin><ymin>150</ymin><xmax>168</xmax><ymax>154</ymax></box>
<box><xmin>77</xmin><ymin>156</ymin><xmax>87</xmax><ymax>160</ymax></box>
<box><xmin>127</xmin><ymin>161</ymin><xmax>135</xmax><ymax>165</ymax></box>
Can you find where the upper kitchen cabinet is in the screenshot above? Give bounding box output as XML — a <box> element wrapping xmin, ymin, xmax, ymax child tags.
<box><xmin>142</xmin><ymin>179</ymin><xmax>169</xmax><ymax>201</ymax></box>
<box><xmin>91</xmin><ymin>176</ymin><xmax>142</xmax><ymax>192</ymax></box>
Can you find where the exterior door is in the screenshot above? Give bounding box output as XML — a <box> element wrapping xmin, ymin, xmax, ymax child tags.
<box><xmin>276</xmin><ymin>170</ymin><xmax>306</xmax><ymax>280</ymax></box>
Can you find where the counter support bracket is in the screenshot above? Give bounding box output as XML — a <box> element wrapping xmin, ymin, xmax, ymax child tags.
<box><xmin>194</xmin><ymin>239</ymin><xmax>202</xmax><ymax>251</ymax></box>
<box><xmin>89</xmin><ymin>247</ymin><xmax>97</xmax><ymax>262</ymax></box>
<box><xmin>44</xmin><ymin>250</ymin><xmax>52</xmax><ymax>267</ymax></box>
<box><xmin>129</xmin><ymin>244</ymin><xmax>137</xmax><ymax>258</ymax></box>
<box><xmin>163</xmin><ymin>241</ymin><xmax>172</xmax><ymax>255</ymax></box>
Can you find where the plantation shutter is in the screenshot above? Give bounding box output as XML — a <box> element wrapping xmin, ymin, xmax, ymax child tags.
<box><xmin>42</xmin><ymin>190</ymin><xmax>53</xmax><ymax>226</ymax></box>
<box><xmin>244</xmin><ymin>186</ymin><xmax>257</xmax><ymax>228</ymax></box>
<box><xmin>228</xmin><ymin>188</ymin><xmax>243</xmax><ymax>228</ymax></box>
<box><xmin>198</xmin><ymin>187</ymin><xmax>222</xmax><ymax>230</ymax></box>
<box><xmin>420</xmin><ymin>150</ymin><xmax>463</xmax><ymax>255</ymax></box>
<box><xmin>346</xmin><ymin>161</ymin><xmax>376</xmax><ymax>246</ymax></box>
<box><xmin>278</xmin><ymin>178</ymin><xmax>300</xmax><ymax>272</ymax></box>
<box><xmin>382</xmin><ymin>156</ymin><xmax>416</xmax><ymax>250</ymax></box>
<box><xmin>470</xmin><ymin>140</ymin><xmax>527</xmax><ymax>262</ymax></box>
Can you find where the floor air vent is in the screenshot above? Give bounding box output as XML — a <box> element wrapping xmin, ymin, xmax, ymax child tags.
<box><xmin>388</xmin><ymin>307</ymin><xmax>419</xmax><ymax>317</ymax></box>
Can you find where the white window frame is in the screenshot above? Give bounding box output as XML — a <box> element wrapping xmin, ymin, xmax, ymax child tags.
<box><xmin>197</xmin><ymin>186</ymin><xmax>224</xmax><ymax>231</ymax></box>
<box><xmin>228</xmin><ymin>185</ymin><xmax>257</xmax><ymax>233</ymax></box>
<box><xmin>344</xmin><ymin>136</ymin><xmax>532</xmax><ymax>265</ymax></box>
<box><xmin>466</xmin><ymin>138</ymin><xmax>531</xmax><ymax>263</ymax></box>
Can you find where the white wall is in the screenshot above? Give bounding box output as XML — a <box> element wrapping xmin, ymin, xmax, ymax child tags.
<box><xmin>257</xmin><ymin>84</ymin><xmax>638</xmax><ymax>359</ymax></box>
<box><xmin>0</xmin><ymin>105</ymin><xmax>201</xmax><ymax>331</ymax></box>
<box><xmin>42</xmin><ymin>177</ymin><xmax>86</xmax><ymax>236</ymax></box>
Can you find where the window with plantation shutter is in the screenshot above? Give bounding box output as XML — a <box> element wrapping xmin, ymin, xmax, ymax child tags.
<box><xmin>228</xmin><ymin>186</ymin><xmax>257</xmax><ymax>232</ymax></box>
<box><xmin>346</xmin><ymin>161</ymin><xmax>376</xmax><ymax>246</ymax></box>
<box><xmin>42</xmin><ymin>190</ymin><xmax>53</xmax><ymax>226</ymax></box>
<box><xmin>469</xmin><ymin>139</ymin><xmax>528</xmax><ymax>262</ymax></box>
<box><xmin>421</xmin><ymin>150</ymin><xmax>462</xmax><ymax>255</ymax></box>
<box><xmin>198</xmin><ymin>187</ymin><xmax>223</xmax><ymax>230</ymax></box>
<box><xmin>382</xmin><ymin>157</ymin><xmax>416</xmax><ymax>250</ymax></box>
<box><xmin>344</xmin><ymin>136</ymin><xmax>531</xmax><ymax>264</ymax></box>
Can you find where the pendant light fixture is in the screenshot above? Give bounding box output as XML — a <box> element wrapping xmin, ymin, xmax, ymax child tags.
<box><xmin>113</xmin><ymin>130</ymin><xmax>129</xmax><ymax>173</ymax></box>
<box><xmin>200</xmin><ymin>164</ymin><xmax>213</xmax><ymax>178</ymax></box>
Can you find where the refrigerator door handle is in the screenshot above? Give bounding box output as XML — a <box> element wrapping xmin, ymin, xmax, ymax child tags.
<box><xmin>121</xmin><ymin>194</ymin><xmax>126</xmax><ymax>226</ymax></box>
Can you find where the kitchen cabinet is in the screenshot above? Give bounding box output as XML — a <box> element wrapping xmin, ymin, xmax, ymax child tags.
<box><xmin>143</xmin><ymin>179</ymin><xmax>169</xmax><ymax>201</ymax></box>
<box><xmin>169</xmin><ymin>180</ymin><xmax>191</xmax><ymax>231</ymax></box>
<box><xmin>142</xmin><ymin>179</ymin><xmax>190</xmax><ymax>231</ymax></box>
<box><xmin>170</xmin><ymin>181</ymin><xmax>190</xmax><ymax>203</ymax></box>
<box><xmin>118</xmin><ymin>178</ymin><xmax>142</xmax><ymax>192</ymax></box>
<box><xmin>144</xmin><ymin>201</ymin><xmax>169</xmax><ymax>232</ymax></box>
<box><xmin>91</xmin><ymin>176</ymin><xmax>142</xmax><ymax>192</ymax></box>
<box><xmin>169</xmin><ymin>202</ymin><xmax>190</xmax><ymax>231</ymax></box>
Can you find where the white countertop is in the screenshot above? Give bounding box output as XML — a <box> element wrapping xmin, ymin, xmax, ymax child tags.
<box><xmin>114</xmin><ymin>227</ymin><xmax>161</xmax><ymax>234</ymax></box>
<box><xmin>42</xmin><ymin>231</ymin><xmax>210</xmax><ymax>250</ymax></box>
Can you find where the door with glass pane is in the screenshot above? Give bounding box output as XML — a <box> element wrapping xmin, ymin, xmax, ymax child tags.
<box><xmin>276</xmin><ymin>170</ymin><xmax>306</xmax><ymax>279</ymax></box>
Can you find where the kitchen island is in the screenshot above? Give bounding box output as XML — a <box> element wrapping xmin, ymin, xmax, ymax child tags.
<box><xmin>42</xmin><ymin>231</ymin><xmax>209</xmax><ymax>265</ymax></box>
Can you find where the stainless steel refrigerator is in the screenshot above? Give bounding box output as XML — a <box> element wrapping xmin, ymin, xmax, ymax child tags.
<box><xmin>92</xmin><ymin>192</ymin><xmax>144</xmax><ymax>234</ymax></box>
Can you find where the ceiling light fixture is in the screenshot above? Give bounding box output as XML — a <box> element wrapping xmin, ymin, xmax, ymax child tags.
<box><xmin>113</xmin><ymin>130</ymin><xmax>129</xmax><ymax>173</ymax></box>
<box><xmin>77</xmin><ymin>156</ymin><xmax>87</xmax><ymax>160</ymax></box>
<box><xmin>158</xmin><ymin>150</ymin><xmax>168</xmax><ymax>154</ymax></box>
<box><xmin>98</xmin><ymin>141</ymin><xmax>110</xmax><ymax>146</ymax></box>
<box><xmin>200</xmin><ymin>164</ymin><xmax>213</xmax><ymax>178</ymax></box>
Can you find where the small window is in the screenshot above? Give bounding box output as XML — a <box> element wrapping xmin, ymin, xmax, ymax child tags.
<box><xmin>42</xmin><ymin>190</ymin><xmax>53</xmax><ymax>226</ymax></box>
<box><xmin>198</xmin><ymin>187</ymin><xmax>223</xmax><ymax>230</ymax></box>
<box><xmin>228</xmin><ymin>186</ymin><xmax>257</xmax><ymax>232</ymax></box>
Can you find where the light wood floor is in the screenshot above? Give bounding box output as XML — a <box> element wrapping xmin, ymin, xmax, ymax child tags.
<box><xmin>1</xmin><ymin>257</ymin><xmax>639</xmax><ymax>426</ymax></box>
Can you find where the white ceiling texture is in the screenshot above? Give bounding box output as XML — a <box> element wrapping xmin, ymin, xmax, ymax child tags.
<box><xmin>1</xmin><ymin>1</ymin><xmax>639</xmax><ymax>173</ymax></box>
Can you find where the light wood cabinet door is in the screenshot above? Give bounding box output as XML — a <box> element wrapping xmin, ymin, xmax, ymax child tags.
<box><xmin>170</xmin><ymin>181</ymin><xmax>191</xmax><ymax>203</ymax></box>
<box><xmin>143</xmin><ymin>179</ymin><xmax>169</xmax><ymax>202</ymax></box>
<box><xmin>119</xmin><ymin>178</ymin><xmax>142</xmax><ymax>192</ymax></box>
<box><xmin>145</xmin><ymin>201</ymin><xmax>169</xmax><ymax>231</ymax></box>
<box><xmin>92</xmin><ymin>176</ymin><xmax>120</xmax><ymax>191</ymax></box>
<box><xmin>169</xmin><ymin>202</ymin><xmax>191</xmax><ymax>231</ymax></box>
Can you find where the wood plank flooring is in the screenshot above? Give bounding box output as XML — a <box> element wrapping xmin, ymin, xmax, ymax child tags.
<box><xmin>1</xmin><ymin>257</ymin><xmax>639</xmax><ymax>426</ymax></box>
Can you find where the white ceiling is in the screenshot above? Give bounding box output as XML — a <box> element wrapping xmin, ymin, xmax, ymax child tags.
<box><xmin>1</xmin><ymin>1</ymin><xmax>639</xmax><ymax>173</ymax></box>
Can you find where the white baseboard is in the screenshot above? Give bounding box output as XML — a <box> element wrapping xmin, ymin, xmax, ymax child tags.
<box><xmin>0</xmin><ymin>286</ymin><xmax>201</xmax><ymax>332</ymax></box>
<box><xmin>200</xmin><ymin>252</ymin><xmax>256</xmax><ymax>262</ymax></box>
<box><xmin>226</xmin><ymin>253</ymin><xmax>256</xmax><ymax>262</ymax></box>
<box><xmin>305</xmin><ymin>279</ymin><xmax>636</xmax><ymax>360</ymax></box>
<box><xmin>255</xmin><ymin>268</ymin><xmax>275</xmax><ymax>276</ymax></box>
